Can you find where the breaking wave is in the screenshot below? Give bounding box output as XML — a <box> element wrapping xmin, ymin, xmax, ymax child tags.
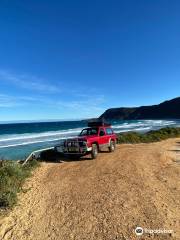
<box><xmin>0</xmin><ymin>119</ymin><xmax>179</xmax><ymax>159</ymax></box>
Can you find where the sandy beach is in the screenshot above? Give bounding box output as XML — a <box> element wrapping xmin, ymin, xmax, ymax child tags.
<box><xmin>0</xmin><ymin>138</ymin><xmax>180</xmax><ymax>240</ymax></box>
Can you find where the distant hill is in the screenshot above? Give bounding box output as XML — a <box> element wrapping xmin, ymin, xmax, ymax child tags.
<box><xmin>99</xmin><ymin>97</ymin><xmax>180</xmax><ymax>120</ymax></box>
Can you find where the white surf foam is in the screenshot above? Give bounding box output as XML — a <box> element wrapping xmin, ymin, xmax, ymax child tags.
<box><xmin>0</xmin><ymin>120</ymin><xmax>178</xmax><ymax>149</ymax></box>
<box><xmin>0</xmin><ymin>128</ymin><xmax>82</xmax><ymax>142</ymax></box>
<box><xmin>0</xmin><ymin>136</ymin><xmax>76</xmax><ymax>149</ymax></box>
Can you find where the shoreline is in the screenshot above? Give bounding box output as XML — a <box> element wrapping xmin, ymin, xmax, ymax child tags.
<box><xmin>0</xmin><ymin>121</ymin><xmax>180</xmax><ymax>160</ymax></box>
<box><xmin>1</xmin><ymin>126</ymin><xmax>180</xmax><ymax>161</ymax></box>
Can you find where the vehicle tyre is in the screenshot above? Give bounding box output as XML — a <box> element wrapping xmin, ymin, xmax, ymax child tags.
<box><xmin>109</xmin><ymin>140</ymin><xmax>116</xmax><ymax>152</ymax></box>
<box><xmin>91</xmin><ymin>144</ymin><xmax>98</xmax><ymax>159</ymax></box>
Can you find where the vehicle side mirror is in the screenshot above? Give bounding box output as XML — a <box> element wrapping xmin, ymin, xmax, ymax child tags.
<box><xmin>100</xmin><ymin>131</ymin><xmax>105</xmax><ymax>136</ymax></box>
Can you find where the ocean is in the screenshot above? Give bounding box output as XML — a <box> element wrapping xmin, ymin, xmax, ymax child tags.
<box><xmin>0</xmin><ymin>119</ymin><xmax>180</xmax><ymax>160</ymax></box>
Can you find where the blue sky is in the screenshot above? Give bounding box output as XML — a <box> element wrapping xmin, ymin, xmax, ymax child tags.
<box><xmin>0</xmin><ymin>0</ymin><xmax>180</xmax><ymax>121</ymax></box>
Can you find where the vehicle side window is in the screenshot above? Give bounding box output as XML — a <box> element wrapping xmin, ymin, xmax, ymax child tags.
<box><xmin>90</xmin><ymin>128</ymin><xmax>98</xmax><ymax>135</ymax></box>
<box><xmin>106</xmin><ymin>128</ymin><xmax>113</xmax><ymax>135</ymax></box>
<box><xmin>99</xmin><ymin>128</ymin><xmax>105</xmax><ymax>136</ymax></box>
<box><xmin>80</xmin><ymin>129</ymin><xmax>88</xmax><ymax>136</ymax></box>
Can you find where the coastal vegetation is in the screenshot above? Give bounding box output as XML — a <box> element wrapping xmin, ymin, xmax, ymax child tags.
<box><xmin>117</xmin><ymin>127</ymin><xmax>180</xmax><ymax>144</ymax></box>
<box><xmin>0</xmin><ymin>160</ymin><xmax>39</xmax><ymax>209</ymax></box>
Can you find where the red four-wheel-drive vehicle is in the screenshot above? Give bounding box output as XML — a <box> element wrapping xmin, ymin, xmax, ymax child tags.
<box><xmin>54</xmin><ymin>122</ymin><xmax>117</xmax><ymax>159</ymax></box>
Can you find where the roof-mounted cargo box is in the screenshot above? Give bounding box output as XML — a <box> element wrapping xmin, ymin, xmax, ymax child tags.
<box><xmin>88</xmin><ymin>121</ymin><xmax>111</xmax><ymax>127</ymax></box>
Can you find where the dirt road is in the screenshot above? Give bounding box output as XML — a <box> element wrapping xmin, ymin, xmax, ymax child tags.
<box><xmin>0</xmin><ymin>139</ymin><xmax>180</xmax><ymax>240</ymax></box>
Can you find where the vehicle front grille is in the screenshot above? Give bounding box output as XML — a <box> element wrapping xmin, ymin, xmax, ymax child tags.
<box><xmin>64</xmin><ymin>140</ymin><xmax>87</xmax><ymax>153</ymax></box>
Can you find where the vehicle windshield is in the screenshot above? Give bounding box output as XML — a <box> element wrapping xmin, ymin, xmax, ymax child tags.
<box><xmin>79</xmin><ymin>128</ymin><xmax>98</xmax><ymax>136</ymax></box>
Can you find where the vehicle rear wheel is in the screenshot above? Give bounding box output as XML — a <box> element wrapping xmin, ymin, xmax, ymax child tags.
<box><xmin>91</xmin><ymin>144</ymin><xmax>98</xmax><ymax>159</ymax></box>
<box><xmin>109</xmin><ymin>140</ymin><xmax>116</xmax><ymax>152</ymax></box>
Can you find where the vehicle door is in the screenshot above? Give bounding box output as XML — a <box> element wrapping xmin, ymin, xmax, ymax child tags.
<box><xmin>105</xmin><ymin>127</ymin><xmax>114</xmax><ymax>144</ymax></box>
<box><xmin>99</xmin><ymin>127</ymin><xmax>108</xmax><ymax>146</ymax></box>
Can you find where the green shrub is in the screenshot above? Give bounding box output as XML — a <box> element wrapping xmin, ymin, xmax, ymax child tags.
<box><xmin>117</xmin><ymin>127</ymin><xmax>180</xmax><ymax>144</ymax></box>
<box><xmin>0</xmin><ymin>160</ymin><xmax>39</xmax><ymax>208</ymax></box>
<box><xmin>117</xmin><ymin>132</ymin><xmax>141</xmax><ymax>143</ymax></box>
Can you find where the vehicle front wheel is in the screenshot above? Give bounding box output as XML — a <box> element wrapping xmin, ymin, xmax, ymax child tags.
<box><xmin>91</xmin><ymin>144</ymin><xmax>98</xmax><ymax>159</ymax></box>
<box><xmin>109</xmin><ymin>140</ymin><xmax>116</xmax><ymax>152</ymax></box>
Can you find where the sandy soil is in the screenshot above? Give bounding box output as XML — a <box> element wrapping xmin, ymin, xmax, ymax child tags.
<box><xmin>0</xmin><ymin>139</ymin><xmax>180</xmax><ymax>240</ymax></box>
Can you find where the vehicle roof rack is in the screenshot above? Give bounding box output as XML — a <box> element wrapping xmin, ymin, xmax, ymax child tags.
<box><xmin>88</xmin><ymin>121</ymin><xmax>111</xmax><ymax>127</ymax></box>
